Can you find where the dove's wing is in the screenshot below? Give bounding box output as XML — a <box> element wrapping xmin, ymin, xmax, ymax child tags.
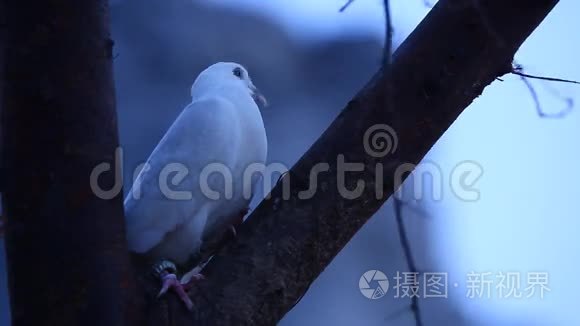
<box><xmin>124</xmin><ymin>97</ymin><xmax>240</xmax><ymax>254</ymax></box>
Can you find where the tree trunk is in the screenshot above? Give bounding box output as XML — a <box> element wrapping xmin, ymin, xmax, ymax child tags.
<box><xmin>1</xmin><ymin>1</ymin><xmax>140</xmax><ymax>325</ymax></box>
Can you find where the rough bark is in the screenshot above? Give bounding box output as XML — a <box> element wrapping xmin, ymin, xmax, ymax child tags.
<box><xmin>1</xmin><ymin>1</ymin><xmax>140</xmax><ymax>325</ymax></box>
<box><xmin>140</xmin><ymin>0</ymin><xmax>558</xmax><ymax>325</ymax></box>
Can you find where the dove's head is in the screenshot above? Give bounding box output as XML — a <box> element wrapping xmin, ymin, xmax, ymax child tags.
<box><xmin>191</xmin><ymin>62</ymin><xmax>267</xmax><ymax>108</ymax></box>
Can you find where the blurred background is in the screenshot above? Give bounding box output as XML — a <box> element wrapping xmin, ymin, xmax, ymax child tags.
<box><xmin>2</xmin><ymin>0</ymin><xmax>580</xmax><ymax>325</ymax></box>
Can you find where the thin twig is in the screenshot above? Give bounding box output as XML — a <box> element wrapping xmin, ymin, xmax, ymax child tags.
<box><xmin>518</xmin><ymin>75</ymin><xmax>572</xmax><ymax>118</ymax></box>
<box><xmin>383</xmin><ymin>4</ymin><xmax>421</xmax><ymax>324</ymax></box>
<box><xmin>512</xmin><ymin>70</ymin><xmax>580</xmax><ymax>85</ymax></box>
<box><xmin>397</xmin><ymin>198</ymin><xmax>430</xmax><ymax>219</ymax></box>
<box><xmin>383</xmin><ymin>2</ymin><xmax>423</xmax><ymax>323</ymax></box>
<box><xmin>384</xmin><ymin>305</ymin><xmax>414</xmax><ymax>323</ymax></box>
<box><xmin>540</xmin><ymin>78</ymin><xmax>574</xmax><ymax>109</ymax></box>
<box><xmin>512</xmin><ymin>63</ymin><xmax>580</xmax><ymax>85</ymax></box>
<box><xmin>339</xmin><ymin>0</ymin><xmax>355</xmax><ymax>12</ymax></box>
<box><xmin>393</xmin><ymin>199</ymin><xmax>419</xmax><ymax>283</ymax></box>
<box><xmin>393</xmin><ymin>198</ymin><xmax>423</xmax><ymax>326</ymax></box>
<box><xmin>383</xmin><ymin>0</ymin><xmax>394</xmax><ymax>65</ymax></box>
<box><xmin>512</xmin><ymin>63</ymin><xmax>576</xmax><ymax>118</ymax></box>
<box><xmin>423</xmin><ymin>0</ymin><xmax>436</xmax><ymax>8</ymax></box>
<box><xmin>343</xmin><ymin>0</ymin><xmax>435</xmax><ymax>11</ymax></box>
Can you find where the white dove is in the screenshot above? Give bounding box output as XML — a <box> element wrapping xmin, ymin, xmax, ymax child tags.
<box><xmin>124</xmin><ymin>62</ymin><xmax>267</xmax><ymax>310</ymax></box>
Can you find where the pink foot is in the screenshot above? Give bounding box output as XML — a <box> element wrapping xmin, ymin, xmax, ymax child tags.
<box><xmin>157</xmin><ymin>271</ymin><xmax>195</xmax><ymax>311</ymax></box>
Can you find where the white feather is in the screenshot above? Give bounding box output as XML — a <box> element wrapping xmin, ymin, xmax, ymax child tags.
<box><xmin>124</xmin><ymin>62</ymin><xmax>267</xmax><ymax>264</ymax></box>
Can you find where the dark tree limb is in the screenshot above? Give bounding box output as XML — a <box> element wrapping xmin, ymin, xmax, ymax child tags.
<box><xmin>135</xmin><ymin>0</ymin><xmax>560</xmax><ymax>325</ymax></box>
<box><xmin>1</xmin><ymin>1</ymin><xmax>141</xmax><ymax>325</ymax></box>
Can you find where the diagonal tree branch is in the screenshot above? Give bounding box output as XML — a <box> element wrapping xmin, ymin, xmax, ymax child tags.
<box><xmin>135</xmin><ymin>0</ymin><xmax>559</xmax><ymax>325</ymax></box>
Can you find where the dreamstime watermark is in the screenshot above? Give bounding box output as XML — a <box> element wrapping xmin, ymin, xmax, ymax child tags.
<box><xmin>363</xmin><ymin>123</ymin><xmax>398</xmax><ymax>158</ymax></box>
<box><xmin>90</xmin><ymin>124</ymin><xmax>483</xmax><ymax>202</ymax></box>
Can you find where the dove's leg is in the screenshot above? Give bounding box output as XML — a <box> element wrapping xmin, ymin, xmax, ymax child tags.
<box><xmin>157</xmin><ymin>271</ymin><xmax>194</xmax><ymax>310</ymax></box>
<box><xmin>153</xmin><ymin>260</ymin><xmax>196</xmax><ymax>311</ymax></box>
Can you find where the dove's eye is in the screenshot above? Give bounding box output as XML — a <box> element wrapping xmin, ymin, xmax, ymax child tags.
<box><xmin>232</xmin><ymin>67</ymin><xmax>243</xmax><ymax>79</ymax></box>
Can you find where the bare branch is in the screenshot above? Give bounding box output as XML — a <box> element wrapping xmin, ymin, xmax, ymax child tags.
<box><xmin>398</xmin><ymin>198</ymin><xmax>431</xmax><ymax>218</ymax></box>
<box><xmin>382</xmin><ymin>5</ymin><xmax>424</xmax><ymax>323</ymax></box>
<box><xmin>512</xmin><ymin>64</ymin><xmax>580</xmax><ymax>85</ymax></box>
<box><xmin>541</xmin><ymin>77</ymin><xmax>575</xmax><ymax>108</ymax></box>
<box><xmin>383</xmin><ymin>0</ymin><xmax>394</xmax><ymax>65</ymax></box>
<box><xmin>382</xmin><ymin>3</ymin><xmax>423</xmax><ymax>324</ymax></box>
<box><xmin>423</xmin><ymin>0</ymin><xmax>436</xmax><ymax>8</ymax></box>
<box><xmin>393</xmin><ymin>198</ymin><xmax>423</xmax><ymax>326</ymax></box>
<box><xmin>339</xmin><ymin>0</ymin><xmax>355</xmax><ymax>12</ymax></box>
<box><xmin>513</xmin><ymin>62</ymin><xmax>576</xmax><ymax>118</ymax></box>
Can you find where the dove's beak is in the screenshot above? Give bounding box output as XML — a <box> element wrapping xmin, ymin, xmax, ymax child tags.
<box><xmin>251</xmin><ymin>87</ymin><xmax>268</xmax><ymax>108</ymax></box>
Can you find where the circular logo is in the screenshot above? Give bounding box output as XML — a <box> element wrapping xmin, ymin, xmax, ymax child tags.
<box><xmin>359</xmin><ymin>269</ymin><xmax>389</xmax><ymax>299</ymax></box>
<box><xmin>363</xmin><ymin>124</ymin><xmax>398</xmax><ymax>158</ymax></box>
